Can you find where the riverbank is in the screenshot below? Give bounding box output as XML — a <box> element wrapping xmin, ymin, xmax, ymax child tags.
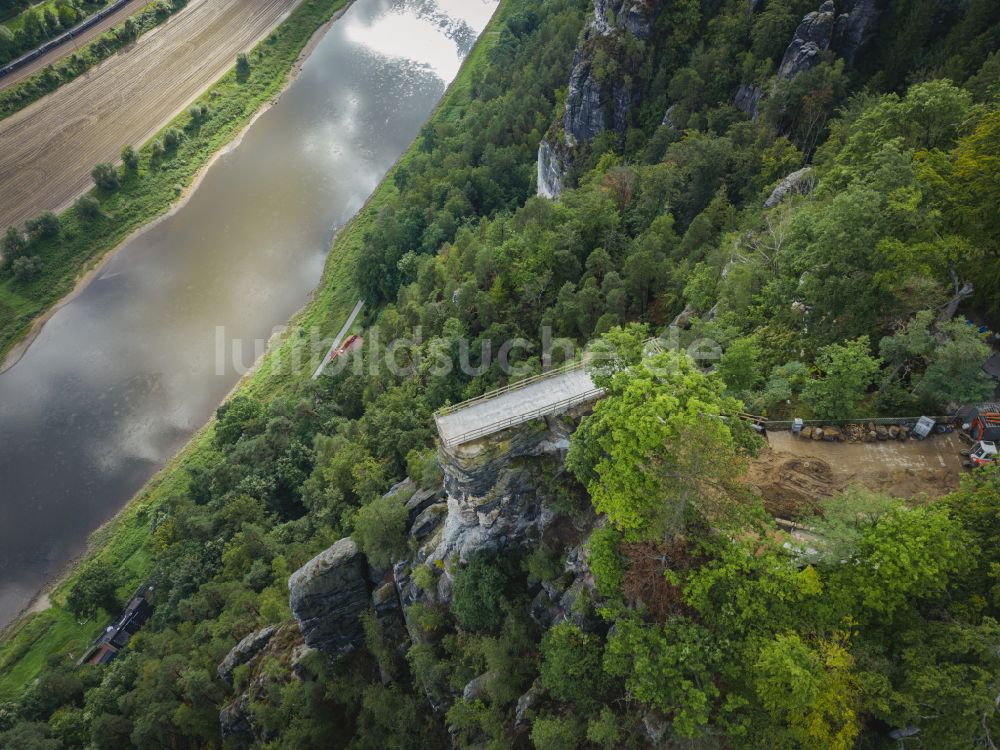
<box><xmin>0</xmin><ymin>0</ymin><xmax>508</xmax><ymax>701</ymax></box>
<box><xmin>0</xmin><ymin>0</ymin><xmax>353</xmax><ymax>367</ymax></box>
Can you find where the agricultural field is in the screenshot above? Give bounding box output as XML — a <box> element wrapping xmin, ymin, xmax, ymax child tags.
<box><xmin>0</xmin><ymin>0</ymin><xmax>302</xmax><ymax>229</ymax></box>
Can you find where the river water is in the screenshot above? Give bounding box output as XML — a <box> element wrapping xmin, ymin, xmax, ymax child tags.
<box><xmin>0</xmin><ymin>0</ymin><xmax>498</xmax><ymax>628</ymax></box>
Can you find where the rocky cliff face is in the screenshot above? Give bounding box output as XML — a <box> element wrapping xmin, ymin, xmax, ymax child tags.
<box><xmin>777</xmin><ymin>0</ymin><xmax>837</xmax><ymax>81</ymax></box>
<box><xmin>832</xmin><ymin>0</ymin><xmax>880</xmax><ymax>65</ymax></box>
<box><xmin>777</xmin><ymin>0</ymin><xmax>882</xmax><ymax>80</ymax></box>
<box><xmin>591</xmin><ymin>0</ymin><xmax>657</xmax><ymax>40</ymax></box>
<box><xmin>218</xmin><ymin>412</ymin><xmax>599</xmax><ymax>740</ymax></box>
<box><xmin>738</xmin><ymin>0</ymin><xmax>882</xmax><ymax>122</ymax></box>
<box><xmin>537</xmin><ymin>139</ymin><xmax>565</xmax><ymax>199</ymax></box>
<box><xmin>425</xmin><ymin>412</ymin><xmax>581</xmax><ymax>564</ymax></box>
<box><xmin>537</xmin><ymin>0</ymin><xmax>663</xmax><ymax>197</ymax></box>
<box><xmin>288</xmin><ymin>537</ymin><xmax>371</xmax><ymax>658</ymax></box>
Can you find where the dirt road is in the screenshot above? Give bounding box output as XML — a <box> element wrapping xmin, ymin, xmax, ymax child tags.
<box><xmin>748</xmin><ymin>430</ymin><xmax>965</xmax><ymax>517</ymax></box>
<box><xmin>0</xmin><ymin>0</ymin><xmax>147</xmax><ymax>90</ymax></box>
<box><xmin>0</xmin><ymin>0</ymin><xmax>301</xmax><ymax>230</ymax></box>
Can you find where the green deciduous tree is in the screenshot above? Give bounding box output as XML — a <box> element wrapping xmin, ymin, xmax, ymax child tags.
<box><xmin>753</xmin><ymin>632</ymin><xmax>859</xmax><ymax>750</ymax></box>
<box><xmin>530</xmin><ymin>715</ymin><xmax>584</xmax><ymax>750</ymax></box>
<box><xmin>450</xmin><ymin>553</ymin><xmax>517</xmax><ymax>632</ymax></box>
<box><xmin>121</xmin><ymin>145</ymin><xmax>139</xmax><ymax>171</ymax></box>
<box><xmin>1</xmin><ymin>224</ymin><xmax>26</xmax><ymax>259</ymax></box>
<box><xmin>801</xmin><ymin>336</ymin><xmax>881</xmax><ymax>419</ymax></box>
<box><xmin>91</xmin><ymin>162</ymin><xmax>120</xmax><ymax>192</ymax></box>
<box><xmin>25</xmin><ymin>211</ymin><xmax>59</xmax><ymax>242</ymax></box>
<box><xmin>74</xmin><ymin>195</ymin><xmax>100</xmax><ymax>221</ymax></box>
<box><xmin>913</xmin><ymin>320</ymin><xmax>994</xmax><ymax>408</ymax></box>
<box><xmin>568</xmin><ymin>348</ymin><xmax>757</xmax><ymax>540</ymax></box>
<box><xmin>66</xmin><ymin>561</ymin><xmax>120</xmax><ymax>621</ymax></box>
<box><xmin>351</xmin><ymin>492</ymin><xmax>408</xmax><ymax>567</ymax></box>
<box><xmin>11</xmin><ymin>255</ymin><xmax>41</xmax><ymax>282</ymax></box>
<box><xmin>717</xmin><ymin>336</ymin><xmax>764</xmax><ymax>396</ymax></box>
<box><xmin>604</xmin><ymin>616</ymin><xmax>720</xmax><ymax>738</ymax></box>
<box><xmin>830</xmin><ymin>503</ymin><xmax>969</xmax><ymax>620</ymax></box>
<box><xmin>539</xmin><ymin>622</ymin><xmax>608</xmax><ymax>710</ymax></box>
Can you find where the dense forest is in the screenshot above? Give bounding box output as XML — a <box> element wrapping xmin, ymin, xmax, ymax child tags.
<box><xmin>2</xmin><ymin>0</ymin><xmax>1000</xmax><ymax>747</ymax></box>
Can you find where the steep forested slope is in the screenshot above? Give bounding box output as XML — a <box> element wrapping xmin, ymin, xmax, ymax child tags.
<box><xmin>1</xmin><ymin>0</ymin><xmax>999</xmax><ymax>748</ymax></box>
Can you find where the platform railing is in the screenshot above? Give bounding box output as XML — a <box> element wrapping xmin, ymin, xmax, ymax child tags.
<box><xmin>436</xmin><ymin>387</ymin><xmax>605</xmax><ymax>447</ymax></box>
<box><xmin>433</xmin><ymin>359</ymin><xmax>587</xmax><ymax>418</ymax></box>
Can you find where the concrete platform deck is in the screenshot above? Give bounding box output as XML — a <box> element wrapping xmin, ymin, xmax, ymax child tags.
<box><xmin>435</xmin><ymin>366</ymin><xmax>603</xmax><ymax>447</ymax></box>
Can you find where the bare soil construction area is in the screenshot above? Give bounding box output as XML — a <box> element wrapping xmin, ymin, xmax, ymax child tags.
<box><xmin>748</xmin><ymin>430</ymin><xmax>966</xmax><ymax>517</ymax></box>
<box><xmin>0</xmin><ymin>0</ymin><xmax>301</xmax><ymax>229</ymax></box>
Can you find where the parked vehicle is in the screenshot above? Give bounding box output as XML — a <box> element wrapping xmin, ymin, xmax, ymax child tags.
<box><xmin>962</xmin><ymin>441</ymin><xmax>998</xmax><ymax>469</ymax></box>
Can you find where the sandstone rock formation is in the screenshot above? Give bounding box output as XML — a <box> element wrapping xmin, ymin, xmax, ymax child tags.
<box><xmin>736</xmin><ymin>0</ymin><xmax>882</xmax><ymax>122</ymax></box>
<box><xmin>764</xmin><ymin>166</ymin><xmax>816</xmax><ymax>208</ymax></box>
<box><xmin>734</xmin><ymin>83</ymin><xmax>765</xmax><ymax>119</ymax></box>
<box><xmin>832</xmin><ymin>0</ymin><xmax>881</xmax><ymax>65</ymax></box>
<box><xmin>217</xmin><ymin>624</ymin><xmax>278</xmax><ymax>685</ymax></box>
<box><xmin>777</xmin><ymin>0</ymin><xmax>837</xmax><ymax>81</ymax></box>
<box><xmin>537</xmin><ymin>138</ymin><xmax>565</xmax><ymax>198</ymax></box>
<box><xmin>288</xmin><ymin>537</ymin><xmax>370</xmax><ymax>658</ymax></box>
<box><xmin>537</xmin><ymin>0</ymin><xmax>663</xmax><ymax>197</ymax></box>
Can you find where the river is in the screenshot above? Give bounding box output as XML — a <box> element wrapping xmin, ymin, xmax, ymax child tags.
<box><xmin>0</xmin><ymin>0</ymin><xmax>498</xmax><ymax>629</ymax></box>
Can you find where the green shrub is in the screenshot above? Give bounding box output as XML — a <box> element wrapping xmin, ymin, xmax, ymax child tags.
<box><xmin>539</xmin><ymin>622</ymin><xmax>608</xmax><ymax>710</ymax></box>
<box><xmin>74</xmin><ymin>195</ymin><xmax>100</xmax><ymax>221</ymax></box>
<box><xmin>523</xmin><ymin>546</ymin><xmax>563</xmax><ymax>585</ymax></box>
<box><xmin>530</xmin><ymin>715</ymin><xmax>584</xmax><ymax>750</ymax></box>
<box><xmin>587</xmin><ymin>707</ymin><xmax>622</xmax><ymax>749</ymax></box>
<box><xmin>91</xmin><ymin>162</ymin><xmax>119</xmax><ymax>191</ymax></box>
<box><xmin>11</xmin><ymin>256</ymin><xmax>41</xmax><ymax>283</ymax></box>
<box><xmin>120</xmin><ymin>145</ymin><xmax>138</xmax><ymax>171</ymax></box>
<box><xmin>450</xmin><ymin>553</ymin><xmax>518</xmax><ymax>632</ymax></box>
<box><xmin>162</xmin><ymin>128</ymin><xmax>182</xmax><ymax>151</ymax></box>
<box><xmin>412</xmin><ymin>564</ymin><xmax>437</xmax><ymax>593</ymax></box>
<box><xmin>25</xmin><ymin>211</ymin><xmax>59</xmax><ymax>242</ymax></box>
<box><xmin>352</xmin><ymin>493</ymin><xmax>408</xmax><ymax>567</ymax></box>
<box><xmin>587</xmin><ymin>526</ymin><xmax>625</xmax><ymax>598</ymax></box>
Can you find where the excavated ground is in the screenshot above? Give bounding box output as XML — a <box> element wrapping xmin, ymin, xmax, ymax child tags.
<box><xmin>0</xmin><ymin>0</ymin><xmax>300</xmax><ymax>229</ymax></box>
<box><xmin>747</xmin><ymin>430</ymin><xmax>966</xmax><ymax>518</ymax></box>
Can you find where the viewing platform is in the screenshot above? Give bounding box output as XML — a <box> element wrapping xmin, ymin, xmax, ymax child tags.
<box><xmin>434</xmin><ymin>363</ymin><xmax>604</xmax><ymax>447</ymax></box>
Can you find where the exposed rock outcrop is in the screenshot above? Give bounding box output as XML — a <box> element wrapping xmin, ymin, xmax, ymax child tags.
<box><xmin>734</xmin><ymin>83</ymin><xmax>765</xmax><ymax>120</ymax></box>
<box><xmin>777</xmin><ymin>0</ymin><xmax>836</xmax><ymax>81</ymax></box>
<box><xmin>217</xmin><ymin>624</ymin><xmax>302</xmax><ymax>748</ymax></box>
<box><xmin>832</xmin><ymin>0</ymin><xmax>881</xmax><ymax>65</ymax></box>
<box><xmin>288</xmin><ymin>537</ymin><xmax>370</xmax><ymax>658</ymax></box>
<box><xmin>537</xmin><ymin>139</ymin><xmax>566</xmax><ymax>199</ymax></box>
<box><xmin>776</xmin><ymin>0</ymin><xmax>881</xmax><ymax>81</ymax></box>
<box><xmin>661</xmin><ymin>104</ymin><xmax>677</xmax><ymax>129</ymax></box>
<box><xmin>427</xmin><ymin>412</ymin><xmax>584</xmax><ymax>565</ymax></box>
<box><xmin>217</xmin><ymin>625</ymin><xmax>278</xmax><ymax>685</ymax></box>
<box><xmin>734</xmin><ymin>1</ymin><xmax>881</xmax><ymax>132</ymax></box>
<box><xmin>764</xmin><ymin>167</ymin><xmax>816</xmax><ymax>208</ymax></box>
<box><xmin>462</xmin><ymin>671</ymin><xmax>498</xmax><ymax>702</ymax></box>
<box><xmin>537</xmin><ymin>0</ymin><xmax>663</xmax><ymax>197</ymax></box>
<box><xmin>591</xmin><ymin>0</ymin><xmax>657</xmax><ymax>40</ymax></box>
<box><xmin>514</xmin><ymin>681</ymin><xmax>544</xmax><ymax>728</ymax></box>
